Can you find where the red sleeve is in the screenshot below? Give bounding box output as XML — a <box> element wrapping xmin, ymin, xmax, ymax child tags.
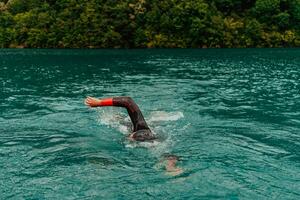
<box><xmin>99</xmin><ymin>98</ymin><xmax>113</xmax><ymax>106</ymax></box>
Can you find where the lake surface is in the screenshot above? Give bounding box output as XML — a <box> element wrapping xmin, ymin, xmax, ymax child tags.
<box><xmin>1</xmin><ymin>49</ymin><xmax>300</xmax><ymax>199</ymax></box>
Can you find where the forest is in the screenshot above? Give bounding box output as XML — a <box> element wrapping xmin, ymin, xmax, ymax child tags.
<box><xmin>0</xmin><ymin>0</ymin><xmax>299</xmax><ymax>48</ymax></box>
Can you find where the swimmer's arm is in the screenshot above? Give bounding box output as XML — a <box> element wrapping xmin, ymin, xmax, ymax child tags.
<box><xmin>85</xmin><ymin>96</ymin><xmax>134</xmax><ymax>108</ymax></box>
<box><xmin>85</xmin><ymin>96</ymin><xmax>113</xmax><ymax>107</ymax></box>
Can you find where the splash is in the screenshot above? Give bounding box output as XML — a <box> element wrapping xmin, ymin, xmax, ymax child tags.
<box><xmin>148</xmin><ymin>111</ymin><xmax>184</xmax><ymax>122</ymax></box>
<box><xmin>124</xmin><ymin>140</ymin><xmax>161</xmax><ymax>149</ymax></box>
<box><xmin>96</xmin><ymin>107</ymin><xmax>131</xmax><ymax>134</ymax></box>
<box><xmin>96</xmin><ymin>109</ymin><xmax>184</xmax><ymax>135</ymax></box>
<box><xmin>96</xmin><ymin>108</ymin><xmax>184</xmax><ymax>157</ymax></box>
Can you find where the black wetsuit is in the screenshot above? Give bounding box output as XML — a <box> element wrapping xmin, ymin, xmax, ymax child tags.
<box><xmin>112</xmin><ymin>97</ymin><xmax>156</xmax><ymax>141</ymax></box>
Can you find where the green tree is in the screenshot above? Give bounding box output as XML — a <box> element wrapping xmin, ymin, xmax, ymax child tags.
<box><xmin>0</xmin><ymin>0</ymin><xmax>299</xmax><ymax>48</ymax></box>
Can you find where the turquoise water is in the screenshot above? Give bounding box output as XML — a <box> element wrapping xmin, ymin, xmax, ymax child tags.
<box><xmin>1</xmin><ymin>49</ymin><xmax>300</xmax><ymax>199</ymax></box>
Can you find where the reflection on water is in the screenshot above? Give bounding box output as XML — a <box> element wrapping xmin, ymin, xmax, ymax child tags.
<box><xmin>0</xmin><ymin>49</ymin><xmax>300</xmax><ymax>199</ymax></box>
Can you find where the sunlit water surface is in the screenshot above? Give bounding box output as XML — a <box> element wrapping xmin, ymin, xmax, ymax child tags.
<box><xmin>1</xmin><ymin>49</ymin><xmax>300</xmax><ymax>199</ymax></box>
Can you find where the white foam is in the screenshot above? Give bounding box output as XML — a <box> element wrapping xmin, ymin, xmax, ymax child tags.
<box><xmin>125</xmin><ymin>140</ymin><xmax>161</xmax><ymax>148</ymax></box>
<box><xmin>96</xmin><ymin>109</ymin><xmax>179</xmax><ymax>155</ymax></box>
<box><xmin>96</xmin><ymin>107</ymin><xmax>131</xmax><ymax>134</ymax></box>
<box><xmin>148</xmin><ymin>111</ymin><xmax>184</xmax><ymax>122</ymax></box>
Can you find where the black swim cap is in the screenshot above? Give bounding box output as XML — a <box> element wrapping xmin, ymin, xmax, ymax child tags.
<box><xmin>132</xmin><ymin>129</ymin><xmax>156</xmax><ymax>141</ymax></box>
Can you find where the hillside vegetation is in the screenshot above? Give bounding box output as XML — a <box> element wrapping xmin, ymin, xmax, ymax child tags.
<box><xmin>0</xmin><ymin>0</ymin><xmax>299</xmax><ymax>48</ymax></box>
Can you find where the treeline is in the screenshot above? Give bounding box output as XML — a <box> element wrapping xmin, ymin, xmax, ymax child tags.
<box><xmin>0</xmin><ymin>0</ymin><xmax>299</xmax><ymax>48</ymax></box>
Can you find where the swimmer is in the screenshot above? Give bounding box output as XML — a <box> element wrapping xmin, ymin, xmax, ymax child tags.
<box><xmin>85</xmin><ymin>96</ymin><xmax>156</xmax><ymax>141</ymax></box>
<box><xmin>85</xmin><ymin>96</ymin><xmax>183</xmax><ymax>176</ymax></box>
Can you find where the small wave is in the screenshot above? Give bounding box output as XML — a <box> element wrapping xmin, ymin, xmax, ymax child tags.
<box><xmin>148</xmin><ymin>111</ymin><xmax>184</xmax><ymax>122</ymax></box>
<box><xmin>125</xmin><ymin>140</ymin><xmax>161</xmax><ymax>148</ymax></box>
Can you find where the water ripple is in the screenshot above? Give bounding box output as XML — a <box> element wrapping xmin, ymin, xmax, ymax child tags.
<box><xmin>1</xmin><ymin>49</ymin><xmax>300</xmax><ymax>199</ymax></box>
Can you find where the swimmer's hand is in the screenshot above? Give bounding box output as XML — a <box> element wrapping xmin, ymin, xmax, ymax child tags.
<box><xmin>85</xmin><ymin>96</ymin><xmax>101</xmax><ymax>107</ymax></box>
<box><xmin>165</xmin><ymin>160</ymin><xmax>184</xmax><ymax>176</ymax></box>
<box><xmin>156</xmin><ymin>155</ymin><xmax>184</xmax><ymax>176</ymax></box>
<box><xmin>166</xmin><ymin>167</ymin><xmax>183</xmax><ymax>176</ymax></box>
